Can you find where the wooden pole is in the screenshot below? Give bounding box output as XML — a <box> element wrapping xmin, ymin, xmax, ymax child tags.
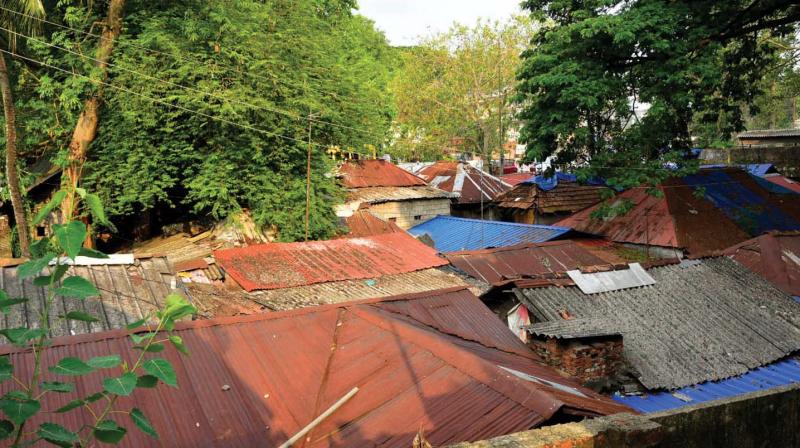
<box><xmin>305</xmin><ymin>110</ymin><xmax>312</xmax><ymax>242</ymax></box>
<box><xmin>279</xmin><ymin>387</ymin><xmax>359</xmax><ymax>448</ymax></box>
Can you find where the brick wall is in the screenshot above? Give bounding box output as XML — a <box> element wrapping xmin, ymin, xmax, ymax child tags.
<box><xmin>369</xmin><ymin>198</ymin><xmax>451</xmax><ymax>229</ymax></box>
<box><xmin>528</xmin><ymin>335</ymin><xmax>624</xmax><ymax>385</ymax></box>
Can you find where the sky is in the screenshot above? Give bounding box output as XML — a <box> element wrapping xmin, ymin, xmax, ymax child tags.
<box><xmin>357</xmin><ymin>0</ymin><xmax>524</xmax><ymax>46</ymax></box>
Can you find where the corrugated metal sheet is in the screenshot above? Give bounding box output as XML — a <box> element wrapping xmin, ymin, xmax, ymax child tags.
<box><xmin>614</xmin><ymin>357</ymin><xmax>800</xmax><ymax>413</ymax></box>
<box><xmin>418</xmin><ymin>162</ymin><xmax>511</xmax><ymax>204</ymax></box>
<box><xmin>0</xmin><ymin>288</ymin><xmax>630</xmax><ymax>447</ymax></box>
<box><xmin>725</xmin><ymin>231</ymin><xmax>800</xmax><ymax>296</ymax></box>
<box><xmin>339</xmin><ymin>159</ymin><xmax>428</xmax><ymax>188</ymax></box>
<box><xmin>408</xmin><ymin>216</ymin><xmax>571</xmax><ymax>253</ymax></box>
<box><xmin>0</xmin><ymin>256</ymin><xmax>175</xmax><ymax>337</ymax></box>
<box><xmin>557</xmin><ymin>168</ymin><xmax>800</xmax><ymax>254</ymax></box>
<box><xmin>214</xmin><ymin>232</ymin><xmax>448</xmax><ymax>292</ymax></box>
<box><xmin>495</xmin><ymin>182</ymin><xmax>607</xmax><ymax>214</ymax></box>
<box><xmin>566</xmin><ymin>263</ymin><xmax>655</xmax><ymax>294</ymax></box>
<box><xmin>517</xmin><ymin>257</ymin><xmax>800</xmax><ymax>390</ymax></box>
<box><xmin>762</xmin><ymin>174</ymin><xmax>800</xmax><ymax>194</ymax></box>
<box><xmin>501</xmin><ymin>172</ymin><xmax>535</xmax><ymax>186</ymax></box>
<box><xmin>345</xmin><ymin>186</ymin><xmax>452</xmax><ymax>204</ymax></box>
<box><xmin>444</xmin><ymin>240</ymin><xmax>623</xmax><ymax>285</ymax></box>
<box><xmin>339</xmin><ymin>208</ymin><xmax>403</xmax><ymax>238</ymax></box>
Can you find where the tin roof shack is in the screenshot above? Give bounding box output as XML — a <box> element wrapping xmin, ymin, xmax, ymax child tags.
<box><xmin>336</xmin><ymin>159</ymin><xmax>452</xmax><ymax>229</ymax></box>
<box><xmin>337</xmin><ymin>206</ymin><xmax>403</xmax><ymax>239</ymax></box>
<box><xmin>515</xmin><ymin>257</ymin><xmax>800</xmax><ymax>395</ymax></box>
<box><xmin>737</xmin><ymin>128</ymin><xmax>800</xmax><ymax>146</ymax></box>
<box><xmin>0</xmin><ymin>287</ymin><xmax>630</xmax><ymax>447</ymax></box>
<box><xmin>495</xmin><ymin>174</ymin><xmax>608</xmax><ymax>226</ymax></box>
<box><xmin>724</xmin><ymin>231</ymin><xmax>800</xmax><ymax>300</ymax></box>
<box><xmin>557</xmin><ymin>167</ymin><xmax>800</xmax><ymax>257</ymax></box>
<box><xmin>210</xmin><ymin>232</ymin><xmax>467</xmax><ymax>311</ymax></box>
<box><xmin>417</xmin><ymin>161</ymin><xmax>512</xmax><ymax>220</ymax></box>
<box><xmin>409</xmin><ymin>216</ymin><xmax>572</xmax><ymax>253</ymax></box>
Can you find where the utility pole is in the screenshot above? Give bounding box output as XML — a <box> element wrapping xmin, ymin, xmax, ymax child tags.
<box><xmin>305</xmin><ymin>110</ymin><xmax>313</xmax><ymax>242</ymax></box>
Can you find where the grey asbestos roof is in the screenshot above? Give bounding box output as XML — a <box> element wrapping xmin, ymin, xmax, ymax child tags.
<box><xmin>0</xmin><ymin>257</ymin><xmax>176</xmax><ymax>337</ymax></box>
<box><xmin>737</xmin><ymin>129</ymin><xmax>800</xmax><ymax>139</ymax></box>
<box><xmin>528</xmin><ymin>318</ymin><xmax>622</xmax><ymax>339</ymax></box>
<box><xmin>516</xmin><ymin>257</ymin><xmax>800</xmax><ymax>390</ymax></box>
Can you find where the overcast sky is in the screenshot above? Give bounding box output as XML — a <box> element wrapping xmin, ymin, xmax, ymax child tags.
<box><xmin>357</xmin><ymin>0</ymin><xmax>524</xmax><ymax>46</ymax></box>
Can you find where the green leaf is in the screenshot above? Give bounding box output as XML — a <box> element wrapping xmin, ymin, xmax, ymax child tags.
<box><xmin>86</xmin><ymin>355</ymin><xmax>121</xmax><ymax>369</ymax></box>
<box><xmin>0</xmin><ymin>392</ymin><xmax>40</xmax><ymax>424</ymax></box>
<box><xmin>85</xmin><ymin>194</ymin><xmax>110</xmax><ymax>226</ymax></box>
<box><xmin>85</xmin><ymin>392</ymin><xmax>106</xmax><ymax>403</ymax></box>
<box><xmin>161</xmin><ymin>294</ymin><xmax>196</xmax><ymax>321</ymax></box>
<box><xmin>49</xmin><ymin>357</ymin><xmax>95</xmax><ymax>376</ymax></box>
<box><xmin>61</xmin><ymin>311</ymin><xmax>99</xmax><ymax>323</ymax></box>
<box><xmin>40</xmin><ymin>381</ymin><xmax>74</xmax><ymax>393</ymax></box>
<box><xmin>78</xmin><ymin>247</ymin><xmax>109</xmax><ymax>259</ymax></box>
<box><xmin>126</xmin><ymin>318</ymin><xmax>147</xmax><ymax>330</ymax></box>
<box><xmin>135</xmin><ymin>343</ymin><xmax>164</xmax><ymax>353</ymax></box>
<box><xmin>0</xmin><ymin>298</ymin><xmax>27</xmax><ymax>314</ymax></box>
<box><xmin>0</xmin><ymin>328</ymin><xmax>46</xmax><ymax>345</ymax></box>
<box><xmin>103</xmin><ymin>372</ymin><xmax>137</xmax><ymax>396</ymax></box>
<box><xmin>93</xmin><ymin>420</ymin><xmax>127</xmax><ymax>444</ymax></box>
<box><xmin>33</xmin><ymin>275</ymin><xmax>52</xmax><ymax>287</ymax></box>
<box><xmin>136</xmin><ymin>375</ymin><xmax>159</xmax><ymax>388</ymax></box>
<box><xmin>54</xmin><ymin>276</ymin><xmax>99</xmax><ymax>299</ymax></box>
<box><xmin>37</xmin><ymin>422</ymin><xmax>79</xmax><ymax>445</ymax></box>
<box><xmin>54</xmin><ymin>221</ymin><xmax>87</xmax><ymax>260</ymax></box>
<box><xmin>0</xmin><ymin>357</ymin><xmax>11</xmax><ymax>382</ymax></box>
<box><xmin>129</xmin><ymin>332</ymin><xmax>157</xmax><ymax>344</ymax></box>
<box><xmin>143</xmin><ymin>359</ymin><xmax>177</xmax><ymax>387</ymax></box>
<box><xmin>169</xmin><ymin>335</ymin><xmax>189</xmax><ymax>355</ymax></box>
<box><xmin>130</xmin><ymin>408</ymin><xmax>159</xmax><ymax>439</ymax></box>
<box><xmin>17</xmin><ymin>254</ymin><xmax>56</xmax><ymax>279</ymax></box>
<box><xmin>75</xmin><ymin>187</ymin><xmax>87</xmax><ymax>199</ymax></box>
<box><xmin>0</xmin><ymin>420</ymin><xmax>13</xmax><ymax>440</ymax></box>
<box><xmin>55</xmin><ymin>399</ymin><xmax>84</xmax><ymax>413</ymax></box>
<box><xmin>32</xmin><ymin>190</ymin><xmax>67</xmax><ymax>226</ymax></box>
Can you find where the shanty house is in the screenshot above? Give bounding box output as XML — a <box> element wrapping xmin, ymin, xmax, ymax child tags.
<box><xmin>0</xmin><ymin>287</ymin><xmax>630</xmax><ymax>446</ymax></box>
<box><xmin>737</xmin><ymin>128</ymin><xmax>800</xmax><ymax>147</ymax></box>
<box><xmin>416</xmin><ymin>161</ymin><xmax>511</xmax><ymax>219</ymax></box>
<box><xmin>336</xmin><ymin>159</ymin><xmax>451</xmax><ymax>229</ymax></box>
<box><xmin>494</xmin><ymin>173</ymin><xmax>608</xmax><ymax>225</ymax></box>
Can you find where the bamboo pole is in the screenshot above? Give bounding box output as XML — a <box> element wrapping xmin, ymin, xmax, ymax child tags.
<box><xmin>278</xmin><ymin>387</ymin><xmax>359</xmax><ymax>448</ymax></box>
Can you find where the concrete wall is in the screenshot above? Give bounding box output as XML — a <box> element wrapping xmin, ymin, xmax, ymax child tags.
<box><xmin>701</xmin><ymin>145</ymin><xmax>800</xmax><ymax>177</ymax></box>
<box><xmin>368</xmin><ymin>198</ymin><xmax>451</xmax><ymax>229</ymax></box>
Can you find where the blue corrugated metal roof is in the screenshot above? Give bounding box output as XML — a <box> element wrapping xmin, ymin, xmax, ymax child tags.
<box><xmin>744</xmin><ymin>163</ymin><xmax>775</xmax><ymax>176</ymax></box>
<box><xmin>408</xmin><ymin>216</ymin><xmax>571</xmax><ymax>253</ymax></box>
<box><xmin>613</xmin><ymin>358</ymin><xmax>800</xmax><ymax>413</ymax></box>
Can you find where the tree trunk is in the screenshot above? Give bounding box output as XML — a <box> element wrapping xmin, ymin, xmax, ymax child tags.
<box><xmin>0</xmin><ymin>53</ymin><xmax>31</xmax><ymax>257</ymax></box>
<box><xmin>63</xmin><ymin>0</ymin><xmax>126</xmax><ymax>220</ymax></box>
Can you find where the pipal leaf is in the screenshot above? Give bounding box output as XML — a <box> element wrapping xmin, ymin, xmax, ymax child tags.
<box><xmin>32</xmin><ymin>190</ymin><xmax>67</xmax><ymax>226</ymax></box>
<box><xmin>55</xmin><ymin>399</ymin><xmax>84</xmax><ymax>413</ymax></box>
<box><xmin>54</xmin><ymin>276</ymin><xmax>99</xmax><ymax>299</ymax></box>
<box><xmin>78</xmin><ymin>247</ymin><xmax>109</xmax><ymax>259</ymax></box>
<box><xmin>169</xmin><ymin>335</ymin><xmax>189</xmax><ymax>355</ymax></box>
<box><xmin>86</xmin><ymin>355</ymin><xmax>121</xmax><ymax>369</ymax></box>
<box><xmin>37</xmin><ymin>422</ymin><xmax>79</xmax><ymax>444</ymax></box>
<box><xmin>0</xmin><ymin>328</ymin><xmax>46</xmax><ymax>345</ymax></box>
<box><xmin>129</xmin><ymin>332</ymin><xmax>157</xmax><ymax>344</ymax></box>
<box><xmin>161</xmin><ymin>294</ymin><xmax>196</xmax><ymax>321</ymax></box>
<box><xmin>130</xmin><ymin>408</ymin><xmax>158</xmax><ymax>439</ymax></box>
<box><xmin>85</xmin><ymin>194</ymin><xmax>109</xmax><ymax>226</ymax></box>
<box><xmin>0</xmin><ymin>298</ymin><xmax>27</xmax><ymax>315</ymax></box>
<box><xmin>93</xmin><ymin>420</ymin><xmax>127</xmax><ymax>444</ymax></box>
<box><xmin>0</xmin><ymin>420</ymin><xmax>13</xmax><ymax>440</ymax></box>
<box><xmin>40</xmin><ymin>381</ymin><xmax>74</xmax><ymax>393</ymax></box>
<box><xmin>33</xmin><ymin>275</ymin><xmax>52</xmax><ymax>287</ymax></box>
<box><xmin>49</xmin><ymin>357</ymin><xmax>95</xmax><ymax>376</ymax></box>
<box><xmin>0</xmin><ymin>392</ymin><xmax>40</xmax><ymax>424</ymax></box>
<box><xmin>136</xmin><ymin>375</ymin><xmax>159</xmax><ymax>388</ymax></box>
<box><xmin>84</xmin><ymin>392</ymin><xmax>106</xmax><ymax>403</ymax></box>
<box><xmin>61</xmin><ymin>311</ymin><xmax>99</xmax><ymax>323</ymax></box>
<box><xmin>0</xmin><ymin>357</ymin><xmax>11</xmax><ymax>382</ymax></box>
<box><xmin>142</xmin><ymin>359</ymin><xmax>177</xmax><ymax>387</ymax></box>
<box><xmin>74</xmin><ymin>187</ymin><xmax>87</xmax><ymax>199</ymax></box>
<box><xmin>17</xmin><ymin>254</ymin><xmax>55</xmax><ymax>279</ymax></box>
<box><xmin>54</xmin><ymin>221</ymin><xmax>87</xmax><ymax>260</ymax></box>
<box><xmin>125</xmin><ymin>318</ymin><xmax>147</xmax><ymax>330</ymax></box>
<box><xmin>103</xmin><ymin>372</ymin><xmax>137</xmax><ymax>397</ymax></box>
<box><xmin>136</xmin><ymin>343</ymin><xmax>164</xmax><ymax>353</ymax></box>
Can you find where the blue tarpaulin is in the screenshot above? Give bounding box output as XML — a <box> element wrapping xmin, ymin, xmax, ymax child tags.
<box><xmin>521</xmin><ymin>172</ymin><xmax>577</xmax><ymax>191</ymax></box>
<box><xmin>408</xmin><ymin>216</ymin><xmax>571</xmax><ymax>252</ymax></box>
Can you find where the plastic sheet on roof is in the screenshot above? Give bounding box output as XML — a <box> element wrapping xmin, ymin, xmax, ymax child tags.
<box><xmin>408</xmin><ymin>216</ymin><xmax>571</xmax><ymax>252</ymax></box>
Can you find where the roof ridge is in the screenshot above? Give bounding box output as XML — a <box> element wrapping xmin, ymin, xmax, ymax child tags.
<box><xmin>427</xmin><ymin>215</ymin><xmax>571</xmax><ymax>230</ymax></box>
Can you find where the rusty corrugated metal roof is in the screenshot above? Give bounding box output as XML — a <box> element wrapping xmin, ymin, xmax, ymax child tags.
<box><xmin>339</xmin><ymin>159</ymin><xmax>428</xmax><ymax>188</ymax></box>
<box><xmin>445</xmin><ymin>240</ymin><xmax>625</xmax><ymax>285</ymax></box>
<box><xmin>418</xmin><ymin>161</ymin><xmax>511</xmax><ymax>204</ymax></box>
<box><xmin>764</xmin><ymin>174</ymin><xmax>800</xmax><ymax>194</ymax></box>
<box><xmin>494</xmin><ymin>182</ymin><xmax>607</xmax><ymax>214</ymax></box>
<box><xmin>345</xmin><ymin>186</ymin><xmax>452</xmax><ymax>204</ymax></box>
<box><xmin>214</xmin><ymin>232</ymin><xmax>449</xmax><ymax>292</ymax></box>
<box><xmin>0</xmin><ymin>288</ymin><xmax>630</xmax><ymax>447</ymax></box>
<box><xmin>501</xmin><ymin>172</ymin><xmax>535</xmax><ymax>186</ymax></box>
<box><xmin>339</xmin><ymin>208</ymin><xmax>403</xmax><ymax>238</ymax></box>
<box><xmin>724</xmin><ymin>231</ymin><xmax>800</xmax><ymax>296</ymax></box>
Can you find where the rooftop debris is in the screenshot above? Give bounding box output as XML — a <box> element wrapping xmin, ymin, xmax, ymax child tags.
<box><xmin>417</xmin><ymin>161</ymin><xmax>511</xmax><ymax>204</ymax></box>
<box><xmin>409</xmin><ymin>216</ymin><xmax>571</xmax><ymax>252</ymax></box>
<box><xmin>724</xmin><ymin>231</ymin><xmax>800</xmax><ymax>297</ymax></box>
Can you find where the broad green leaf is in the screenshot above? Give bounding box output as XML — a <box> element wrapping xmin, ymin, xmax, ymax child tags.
<box><xmin>55</xmin><ymin>399</ymin><xmax>84</xmax><ymax>413</ymax></box>
<box><xmin>0</xmin><ymin>328</ymin><xmax>46</xmax><ymax>345</ymax></box>
<box><xmin>84</xmin><ymin>392</ymin><xmax>106</xmax><ymax>403</ymax></box>
<box><xmin>0</xmin><ymin>298</ymin><xmax>27</xmax><ymax>314</ymax></box>
<box><xmin>18</xmin><ymin>254</ymin><xmax>55</xmax><ymax>279</ymax></box>
<box><xmin>169</xmin><ymin>335</ymin><xmax>189</xmax><ymax>355</ymax></box>
<box><xmin>86</xmin><ymin>355</ymin><xmax>121</xmax><ymax>369</ymax></box>
<box><xmin>37</xmin><ymin>422</ymin><xmax>79</xmax><ymax>444</ymax></box>
<box><xmin>51</xmin><ymin>264</ymin><xmax>70</xmax><ymax>283</ymax></box>
<box><xmin>161</xmin><ymin>294</ymin><xmax>196</xmax><ymax>321</ymax></box>
<box><xmin>75</xmin><ymin>187</ymin><xmax>87</xmax><ymax>199</ymax></box>
<box><xmin>0</xmin><ymin>420</ymin><xmax>13</xmax><ymax>440</ymax></box>
<box><xmin>54</xmin><ymin>221</ymin><xmax>86</xmax><ymax>260</ymax></box>
<box><xmin>33</xmin><ymin>275</ymin><xmax>52</xmax><ymax>287</ymax></box>
<box><xmin>32</xmin><ymin>190</ymin><xmax>67</xmax><ymax>226</ymax></box>
<box><xmin>126</xmin><ymin>318</ymin><xmax>147</xmax><ymax>330</ymax></box>
<box><xmin>103</xmin><ymin>372</ymin><xmax>137</xmax><ymax>396</ymax></box>
<box><xmin>136</xmin><ymin>375</ymin><xmax>158</xmax><ymax>388</ymax></box>
<box><xmin>135</xmin><ymin>343</ymin><xmax>164</xmax><ymax>353</ymax></box>
<box><xmin>0</xmin><ymin>392</ymin><xmax>40</xmax><ymax>424</ymax></box>
<box><xmin>49</xmin><ymin>357</ymin><xmax>95</xmax><ymax>376</ymax></box>
<box><xmin>61</xmin><ymin>311</ymin><xmax>99</xmax><ymax>323</ymax></box>
<box><xmin>85</xmin><ymin>194</ymin><xmax>110</xmax><ymax>226</ymax></box>
<box><xmin>130</xmin><ymin>408</ymin><xmax>158</xmax><ymax>439</ymax></box>
<box><xmin>93</xmin><ymin>420</ymin><xmax>127</xmax><ymax>444</ymax></box>
<box><xmin>40</xmin><ymin>381</ymin><xmax>74</xmax><ymax>393</ymax></box>
<box><xmin>78</xmin><ymin>247</ymin><xmax>109</xmax><ymax>259</ymax></box>
<box><xmin>0</xmin><ymin>358</ymin><xmax>11</xmax><ymax>382</ymax></box>
<box><xmin>143</xmin><ymin>359</ymin><xmax>177</xmax><ymax>387</ymax></box>
<box><xmin>54</xmin><ymin>276</ymin><xmax>99</xmax><ymax>299</ymax></box>
<box><xmin>129</xmin><ymin>332</ymin><xmax>157</xmax><ymax>344</ymax></box>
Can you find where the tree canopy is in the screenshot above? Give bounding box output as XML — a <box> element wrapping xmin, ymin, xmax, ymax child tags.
<box><xmin>517</xmin><ymin>0</ymin><xmax>800</xmax><ymax>189</ymax></box>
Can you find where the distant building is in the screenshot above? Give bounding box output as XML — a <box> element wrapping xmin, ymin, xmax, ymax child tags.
<box><xmin>417</xmin><ymin>161</ymin><xmax>511</xmax><ymax>219</ymax></box>
<box><xmin>737</xmin><ymin>128</ymin><xmax>800</xmax><ymax>146</ymax></box>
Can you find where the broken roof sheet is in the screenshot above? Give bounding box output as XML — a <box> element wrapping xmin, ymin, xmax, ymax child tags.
<box><xmin>418</xmin><ymin>161</ymin><xmax>511</xmax><ymax>204</ymax></box>
<box><xmin>408</xmin><ymin>216</ymin><xmax>571</xmax><ymax>253</ymax></box>
<box><xmin>444</xmin><ymin>240</ymin><xmax>624</xmax><ymax>285</ymax></box>
<box><xmin>517</xmin><ymin>257</ymin><xmax>800</xmax><ymax>390</ymax></box>
<box><xmin>724</xmin><ymin>231</ymin><xmax>800</xmax><ymax>297</ymax></box>
<box><xmin>339</xmin><ymin>159</ymin><xmax>428</xmax><ymax>188</ymax></box>
<box><xmin>214</xmin><ymin>232</ymin><xmax>448</xmax><ymax>292</ymax></box>
<box><xmin>557</xmin><ymin>168</ymin><xmax>800</xmax><ymax>254</ymax></box>
<box><xmin>0</xmin><ymin>288</ymin><xmax>629</xmax><ymax>447</ymax></box>
<box><xmin>566</xmin><ymin>263</ymin><xmax>655</xmax><ymax>294</ymax></box>
<box><xmin>494</xmin><ymin>181</ymin><xmax>607</xmax><ymax>214</ymax></box>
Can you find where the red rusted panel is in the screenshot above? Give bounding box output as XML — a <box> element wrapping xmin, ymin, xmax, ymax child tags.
<box><xmin>214</xmin><ymin>232</ymin><xmax>448</xmax><ymax>292</ymax></box>
<box><xmin>340</xmin><ymin>208</ymin><xmax>403</xmax><ymax>238</ymax></box>
<box><xmin>764</xmin><ymin>175</ymin><xmax>800</xmax><ymax>194</ymax></box>
<box><xmin>501</xmin><ymin>172</ymin><xmax>535</xmax><ymax>186</ymax></box>
<box><xmin>0</xmin><ymin>288</ymin><xmax>630</xmax><ymax>447</ymax></box>
<box><xmin>725</xmin><ymin>231</ymin><xmax>800</xmax><ymax>296</ymax></box>
<box><xmin>339</xmin><ymin>159</ymin><xmax>427</xmax><ymax>188</ymax></box>
<box><xmin>418</xmin><ymin>161</ymin><xmax>511</xmax><ymax>204</ymax></box>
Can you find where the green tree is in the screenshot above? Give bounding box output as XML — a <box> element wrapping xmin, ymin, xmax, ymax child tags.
<box><xmin>517</xmin><ymin>0</ymin><xmax>800</xmax><ymax>189</ymax></box>
<box><xmin>391</xmin><ymin>16</ymin><xmax>536</xmax><ymax>162</ymax></box>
